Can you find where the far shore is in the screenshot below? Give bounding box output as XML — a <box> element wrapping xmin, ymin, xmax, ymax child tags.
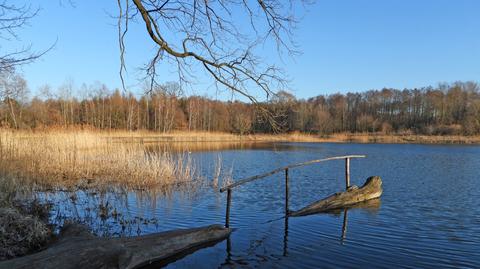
<box><xmin>286</xmin><ymin>133</ymin><xmax>480</xmax><ymax>144</ymax></box>
<box><xmin>6</xmin><ymin>128</ymin><xmax>480</xmax><ymax>145</ymax></box>
<box><xmin>96</xmin><ymin>130</ymin><xmax>480</xmax><ymax>144</ymax></box>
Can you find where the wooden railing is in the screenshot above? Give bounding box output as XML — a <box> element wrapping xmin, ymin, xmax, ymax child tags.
<box><xmin>219</xmin><ymin>155</ymin><xmax>366</xmax><ymax>228</ymax></box>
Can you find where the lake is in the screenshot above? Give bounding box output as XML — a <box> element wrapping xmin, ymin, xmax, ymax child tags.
<box><xmin>43</xmin><ymin>143</ymin><xmax>480</xmax><ymax>268</ymax></box>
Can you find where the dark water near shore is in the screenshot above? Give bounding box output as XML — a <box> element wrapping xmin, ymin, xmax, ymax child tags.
<box><xmin>44</xmin><ymin>143</ymin><xmax>480</xmax><ymax>268</ymax></box>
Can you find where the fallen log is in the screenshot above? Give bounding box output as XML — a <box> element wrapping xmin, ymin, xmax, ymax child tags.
<box><xmin>289</xmin><ymin>176</ymin><xmax>383</xmax><ymax>217</ymax></box>
<box><xmin>0</xmin><ymin>224</ymin><xmax>231</xmax><ymax>269</ymax></box>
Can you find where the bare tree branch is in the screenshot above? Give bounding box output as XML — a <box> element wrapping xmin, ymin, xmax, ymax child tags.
<box><xmin>0</xmin><ymin>1</ymin><xmax>53</xmax><ymax>73</ymax></box>
<box><xmin>118</xmin><ymin>0</ymin><xmax>308</xmax><ymax>131</ymax></box>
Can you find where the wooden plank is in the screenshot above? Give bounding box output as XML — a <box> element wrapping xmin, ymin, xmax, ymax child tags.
<box><xmin>219</xmin><ymin>155</ymin><xmax>366</xmax><ymax>192</ymax></box>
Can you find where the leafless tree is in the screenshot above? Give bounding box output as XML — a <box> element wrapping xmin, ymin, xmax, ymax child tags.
<box><xmin>117</xmin><ymin>0</ymin><xmax>308</xmax><ymax>130</ymax></box>
<box><xmin>0</xmin><ymin>72</ymin><xmax>28</xmax><ymax>128</ymax></box>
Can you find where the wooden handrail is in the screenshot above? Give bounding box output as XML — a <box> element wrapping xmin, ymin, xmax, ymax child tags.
<box><xmin>219</xmin><ymin>155</ymin><xmax>366</xmax><ymax>192</ymax></box>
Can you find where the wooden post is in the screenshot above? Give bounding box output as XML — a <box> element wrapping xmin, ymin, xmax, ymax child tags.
<box><xmin>345</xmin><ymin>157</ymin><xmax>350</xmax><ymax>190</ymax></box>
<box><xmin>285</xmin><ymin>168</ymin><xmax>289</xmax><ymax>215</ymax></box>
<box><xmin>225</xmin><ymin>188</ymin><xmax>232</xmax><ymax>228</ymax></box>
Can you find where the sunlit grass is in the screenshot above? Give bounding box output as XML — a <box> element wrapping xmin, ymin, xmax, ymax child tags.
<box><xmin>0</xmin><ymin>129</ymin><xmax>199</xmax><ymax>190</ymax></box>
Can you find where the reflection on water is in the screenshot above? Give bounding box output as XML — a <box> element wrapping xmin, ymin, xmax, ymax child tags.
<box><xmin>34</xmin><ymin>142</ymin><xmax>480</xmax><ymax>268</ymax></box>
<box><xmin>341</xmin><ymin>209</ymin><xmax>348</xmax><ymax>242</ymax></box>
<box><xmin>144</xmin><ymin>141</ymin><xmax>311</xmax><ymax>153</ymax></box>
<box><xmin>41</xmin><ymin>183</ymin><xmax>207</xmax><ymax>236</ymax></box>
<box><xmin>339</xmin><ymin>199</ymin><xmax>381</xmax><ymax>243</ymax></box>
<box><xmin>283</xmin><ymin>216</ymin><xmax>289</xmax><ymax>257</ymax></box>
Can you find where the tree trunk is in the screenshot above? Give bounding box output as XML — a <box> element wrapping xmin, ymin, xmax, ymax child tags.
<box><xmin>289</xmin><ymin>176</ymin><xmax>383</xmax><ymax>217</ymax></box>
<box><xmin>7</xmin><ymin>98</ymin><xmax>17</xmax><ymax>129</ymax></box>
<box><xmin>1</xmin><ymin>224</ymin><xmax>231</xmax><ymax>269</ymax></box>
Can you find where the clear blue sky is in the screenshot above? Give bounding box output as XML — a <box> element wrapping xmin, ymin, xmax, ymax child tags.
<box><xmin>9</xmin><ymin>0</ymin><xmax>480</xmax><ymax>99</ymax></box>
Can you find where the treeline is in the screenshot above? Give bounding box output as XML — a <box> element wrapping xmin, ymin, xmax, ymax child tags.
<box><xmin>1</xmin><ymin>79</ymin><xmax>480</xmax><ymax>135</ymax></box>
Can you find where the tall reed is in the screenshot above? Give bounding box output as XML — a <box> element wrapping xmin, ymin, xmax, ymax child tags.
<box><xmin>0</xmin><ymin>129</ymin><xmax>198</xmax><ymax>190</ymax></box>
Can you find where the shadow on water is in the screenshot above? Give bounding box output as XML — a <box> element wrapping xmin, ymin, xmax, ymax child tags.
<box><xmin>140</xmin><ymin>236</ymin><xmax>230</xmax><ymax>269</ymax></box>
<box><xmin>283</xmin><ymin>198</ymin><xmax>381</xmax><ymax>254</ymax></box>
<box><xmin>144</xmin><ymin>141</ymin><xmax>313</xmax><ymax>153</ymax></box>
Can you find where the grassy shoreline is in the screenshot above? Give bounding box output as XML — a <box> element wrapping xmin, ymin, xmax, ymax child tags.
<box><xmin>2</xmin><ymin>128</ymin><xmax>479</xmax><ymax>146</ymax></box>
<box><xmin>90</xmin><ymin>130</ymin><xmax>480</xmax><ymax>144</ymax></box>
<box><xmin>0</xmin><ymin>128</ymin><xmax>478</xmax><ymax>192</ymax></box>
<box><xmin>303</xmin><ymin>133</ymin><xmax>480</xmax><ymax>144</ymax></box>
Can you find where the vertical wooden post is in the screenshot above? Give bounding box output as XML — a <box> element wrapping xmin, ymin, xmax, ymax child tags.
<box><xmin>225</xmin><ymin>188</ymin><xmax>232</xmax><ymax>228</ymax></box>
<box><xmin>345</xmin><ymin>157</ymin><xmax>350</xmax><ymax>190</ymax></box>
<box><xmin>285</xmin><ymin>168</ymin><xmax>289</xmax><ymax>215</ymax></box>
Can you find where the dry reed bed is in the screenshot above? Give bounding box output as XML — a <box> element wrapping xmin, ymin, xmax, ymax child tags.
<box><xmin>2</xmin><ymin>129</ymin><xmax>474</xmax><ymax>189</ymax></box>
<box><xmin>103</xmin><ymin>130</ymin><xmax>324</xmax><ymax>143</ymax></box>
<box><xmin>101</xmin><ymin>130</ymin><xmax>480</xmax><ymax>144</ymax></box>
<box><xmin>0</xmin><ymin>130</ymin><xmax>198</xmax><ymax>190</ymax></box>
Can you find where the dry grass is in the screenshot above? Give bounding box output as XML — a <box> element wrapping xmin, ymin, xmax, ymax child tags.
<box><xmin>0</xmin><ymin>175</ymin><xmax>51</xmax><ymax>261</ymax></box>
<box><xmin>0</xmin><ymin>129</ymin><xmax>198</xmax><ymax>190</ymax></box>
<box><xmin>98</xmin><ymin>130</ymin><xmax>480</xmax><ymax>144</ymax></box>
<box><xmin>313</xmin><ymin>133</ymin><xmax>480</xmax><ymax>144</ymax></box>
<box><xmin>103</xmin><ymin>130</ymin><xmax>324</xmax><ymax>143</ymax></box>
<box><xmin>0</xmin><ymin>207</ymin><xmax>50</xmax><ymax>260</ymax></box>
<box><xmin>1</xmin><ymin>128</ymin><xmax>476</xmax><ymax>190</ymax></box>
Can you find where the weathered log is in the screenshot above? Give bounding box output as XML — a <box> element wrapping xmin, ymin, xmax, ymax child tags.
<box><xmin>0</xmin><ymin>224</ymin><xmax>231</xmax><ymax>269</ymax></box>
<box><xmin>289</xmin><ymin>176</ymin><xmax>383</xmax><ymax>217</ymax></box>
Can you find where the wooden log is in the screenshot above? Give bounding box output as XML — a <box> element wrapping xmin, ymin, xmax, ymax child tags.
<box><xmin>289</xmin><ymin>176</ymin><xmax>383</xmax><ymax>217</ymax></box>
<box><xmin>0</xmin><ymin>224</ymin><xmax>231</xmax><ymax>269</ymax></box>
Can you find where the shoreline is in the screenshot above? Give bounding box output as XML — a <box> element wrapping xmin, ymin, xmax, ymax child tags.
<box><xmin>291</xmin><ymin>133</ymin><xmax>480</xmax><ymax>145</ymax></box>
<box><xmin>100</xmin><ymin>131</ymin><xmax>480</xmax><ymax>145</ymax></box>
<box><xmin>3</xmin><ymin>128</ymin><xmax>480</xmax><ymax>144</ymax></box>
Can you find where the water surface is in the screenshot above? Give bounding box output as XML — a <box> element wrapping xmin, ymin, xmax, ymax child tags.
<box><xmin>45</xmin><ymin>143</ymin><xmax>480</xmax><ymax>268</ymax></box>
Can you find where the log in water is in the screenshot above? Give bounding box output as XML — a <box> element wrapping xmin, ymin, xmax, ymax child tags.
<box><xmin>289</xmin><ymin>176</ymin><xmax>383</xmax><ymax>217</ymax></box>
<box><xmin>0</xmin><ymin>224</ymin><xmax>231</xmax><ymax>269</ymax></box>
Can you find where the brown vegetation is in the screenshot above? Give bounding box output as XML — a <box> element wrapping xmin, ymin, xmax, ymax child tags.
<box><xmin>0</xmin><ymin>175</ymin><xmax>52</xmax><ymax>261</ymax></box>
<box><xmin>0</xmin><ymin>129</ymin><xmax>199</xmax><ymax>190</ymax></box>
<box><xmin>2</xmin><ymin>81</ymin><xmax>480</xmax><ymax>137</ymax></box>
<box><xmin>311</xmin><ymin>133</ymin><xmax>480</xmax><ymax>144</ymax></box>
<box><xmin>0</xmin><ymin>207</ymin><xmax>50</xmax><ymax>260</ymax></box>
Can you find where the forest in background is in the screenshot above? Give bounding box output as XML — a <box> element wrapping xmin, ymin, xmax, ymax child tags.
<box><xmin>1</xmin><ymin>77</ymin><xmax>480</xmax><ymax>136</ymax></box>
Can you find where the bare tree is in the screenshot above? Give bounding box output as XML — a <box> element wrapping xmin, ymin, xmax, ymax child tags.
<box><xmin>117</xmin><ymin>0</ymin><xmax>307</xmax><ymax>130</ymax></box>
<box><xmin>0</xmin><ymin>72</ymin><xmax>28</xmax><ymax>128</ymax></box>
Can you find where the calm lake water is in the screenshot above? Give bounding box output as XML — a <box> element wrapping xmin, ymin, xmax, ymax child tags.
<box><xmin>44</xmin><ymin>143</ymin><xmax>480</xmax><ymax>268</ymax></box>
